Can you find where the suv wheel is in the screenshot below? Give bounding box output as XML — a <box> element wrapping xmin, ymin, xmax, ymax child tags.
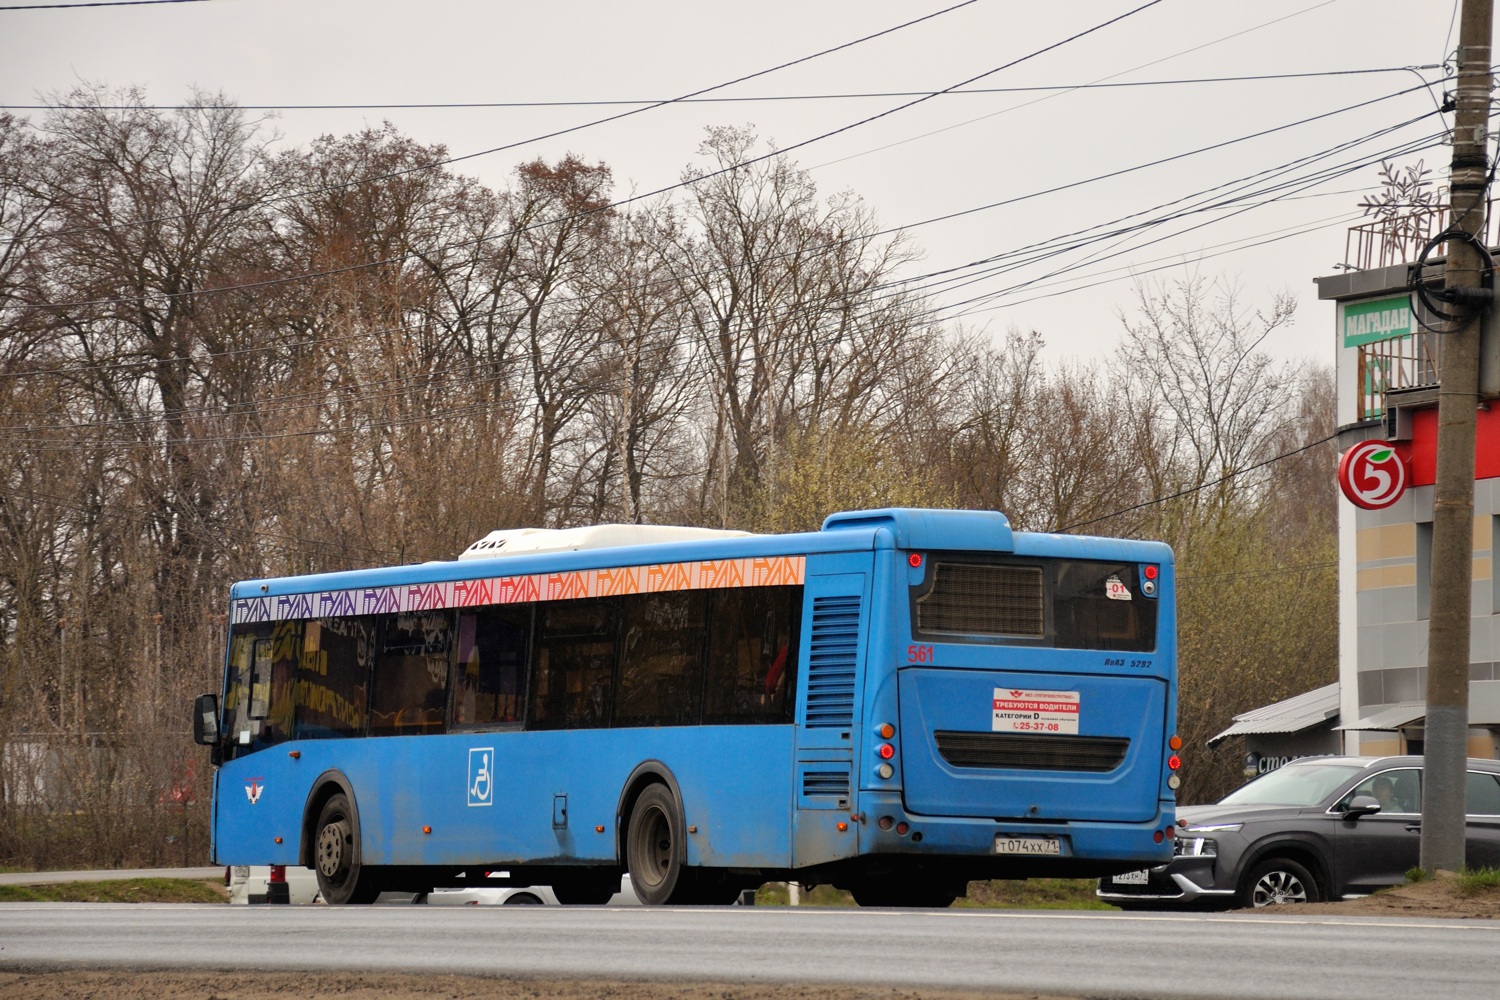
<box><xmin>1241</xmin><ymin>857</ymin><xmax>1320</xmax><ymax>907</ymax></box>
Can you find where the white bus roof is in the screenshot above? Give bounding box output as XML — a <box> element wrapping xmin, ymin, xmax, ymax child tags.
<box><xmin>458</xmin><ymin>524</ymin><xmax>753</xmax><ymax>560</ymax></box>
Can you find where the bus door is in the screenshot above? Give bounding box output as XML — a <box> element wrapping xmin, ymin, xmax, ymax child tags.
<box><xmin>792</xmin><ymin>569</ymin><xmax>869</xmax><ymax>868</ymax></box>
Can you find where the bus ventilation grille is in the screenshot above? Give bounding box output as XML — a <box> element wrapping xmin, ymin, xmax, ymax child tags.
<box><xmin>805</xmin><ymin>595</ymin><xmax>860</xmax><ymax>728</ymax></box>
<box><xmin>802</xmin><ymin>767</ymin><xmax>852</xmax><ymax>799</ymax></box>
<box><xmin>933</xmin><ymin>731</ymin><xmax>1129</xmax><ymax>772</ymax></box>
<box><xmin>916</xmin><ymin>563</ymin><xmax>1044</xmax><ymax>637</ymax></box>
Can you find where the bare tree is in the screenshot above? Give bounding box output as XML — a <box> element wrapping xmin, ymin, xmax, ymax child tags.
<box><xmin>1117</xmin><ymin>274</ymin><xmax>1299</xmax><ymax>543</ymax></box>
<box><xmin>672</xmin><ymin>126</ymin><xmax>922</xmax><ymax>523</ymax></box>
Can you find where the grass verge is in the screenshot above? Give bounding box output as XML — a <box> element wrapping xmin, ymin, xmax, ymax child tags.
<box><xmin>1454</xmin><ymin>867</ymin><xmax>1500</xmax><ymax>896</ymax></box>
<box><xmin>0</xmin><ymin>878</ymin><xmax>226</xmax><ymax>903</ymax></box>
<box><xmin>958</xmin><ymin>878</ymin><xmax>1114</xmax><ymax>910</ymax></box>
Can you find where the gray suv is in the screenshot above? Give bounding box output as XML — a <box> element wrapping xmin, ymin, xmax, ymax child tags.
<box><xmin>1097</xmin><ymin>756</ymin><xmax>1500</xmax><ymax>909</ymax></box>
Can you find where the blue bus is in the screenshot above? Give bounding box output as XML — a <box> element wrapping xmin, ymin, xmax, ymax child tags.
<box><xmin>193</xmin><ymin>508</ymin><xmax>1179</xmax><ymax>907</ymax></box>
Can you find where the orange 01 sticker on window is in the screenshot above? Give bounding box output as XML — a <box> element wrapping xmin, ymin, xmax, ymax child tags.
<box><xmin>992</xmin><ymin>688</ymin><xmax>1079</xmax><ymax>735</ymax></box>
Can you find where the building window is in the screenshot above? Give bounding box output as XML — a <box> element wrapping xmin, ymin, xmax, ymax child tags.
<box><xmin>1491</xmin><ymin>515</ymin><xmax>1498</xmax><ymax>615</ymax></box>
<box><xmin>1416</xmin><ymin>521</ymin><xmax>1433</xmax><ymax>620</ymax></box>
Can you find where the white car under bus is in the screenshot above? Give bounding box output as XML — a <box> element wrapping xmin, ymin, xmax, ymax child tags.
<box><xmin>226</xmin><ymin>866</ymin><xmax>640</xmax><ymax>905</ymax></box>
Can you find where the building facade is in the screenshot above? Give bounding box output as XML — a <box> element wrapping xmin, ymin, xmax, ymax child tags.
<box><xmin>1315</xmin><ymin>254</ymin><xmax>1500</xmax><ymax>758</ymax></box>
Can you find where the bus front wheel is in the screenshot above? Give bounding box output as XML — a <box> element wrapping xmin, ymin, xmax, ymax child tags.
<box><xmin>626</xmin><ymin>784</ymin><xmax>686</xmax><ymax>905</ymax></box>
<box><xmin>314</xmin><ymin>793</ymin><xmax>380</xmax><ymax>905</ymax></box>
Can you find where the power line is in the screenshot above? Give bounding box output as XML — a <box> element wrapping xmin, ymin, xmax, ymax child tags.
<box><xmin>846</xmin><ymin>102</ymin><xmax>1447</xmax><ymax>317</ymax></box>
<box><xmin>0</xmin><ymin>0</ymin><xmax>213</xmax><ymax>8</ymax></box>
<box><xmin>1058</xmin><ymin>432</ymin><xmax>1340</xmax><ymax>534</ymax></box>
<box><xmin>926</xmin><ymin>121</ymin><xmax>1446</xmax><ymax>320</ymax></box>
<box><xmin>0</xmin><ymin>0</ymin><xmax>983</xmax><ymax>251</ymax></box>
<box><xmin>0</xmin><ymin>195</ymin><xmax>1413</xmax><ymax>448</ymax></box>
<box><xmin>0</xmin><ymin>97</ymin><xmax>1447</xmax><ymax>416</ymax></box>
<box><xmin>12</xmin><ymin>1</ymin><xmax>1167</xmax><ymax>311</ymax></box>
<box><xmin>16</xmin><ymin>58</ymin><xmax>1422</xmax><ymax>326</ymax></box>
<box><xmin>810</xmin><ymin>0</ymin><xmax>1378</xmax><ymax>172</ymax></box>
<box><xmin>1</xmin><ymin>67</ymin><xmax>1442</xmax><ymax>111</ymax></box>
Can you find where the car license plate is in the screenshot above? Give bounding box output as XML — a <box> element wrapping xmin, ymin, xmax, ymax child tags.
<box><xmin>1112</xmin><ymin>869</ymin><xmax>1150</xmax><ymax>885</ymax></box>
<box><xmin>994</xmin><ymin>835</ymin><xmax>1061</xmax><ymax>856</ymax></box>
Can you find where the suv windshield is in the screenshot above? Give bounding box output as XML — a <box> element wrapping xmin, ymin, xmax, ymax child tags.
<box><xmin>1218</xmin><ymin>763</ymin><xmax>1365</xmax><ymax>807</ymax></box>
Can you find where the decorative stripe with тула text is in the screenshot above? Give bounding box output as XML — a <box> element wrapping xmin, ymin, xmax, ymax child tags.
<box><xmin>231</xmin><ymin>556</ymin><xmax>806</xmax><ymax>624</ymax></box>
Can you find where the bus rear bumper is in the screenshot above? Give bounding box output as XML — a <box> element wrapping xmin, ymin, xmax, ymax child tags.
<box><xmin>852</xmin><ymin>792</ymin><xmax>1175</xmax><ymax>874</ymax></box>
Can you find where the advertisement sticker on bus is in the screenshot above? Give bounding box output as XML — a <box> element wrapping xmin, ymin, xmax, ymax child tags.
<box><xmin>992</xmin><ymin>688</ymin><xmax>1079</xmax><ymax>734</ymax></box>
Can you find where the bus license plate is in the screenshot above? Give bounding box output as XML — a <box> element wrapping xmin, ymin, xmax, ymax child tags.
<box><xmin>1113</xmin><ymin>869</ymin><xmax>1150</xmax><ymax>885</ymax></box>
<box><xmin>994</xmin><ymin>835</ymin><xmax>1060</xmax><ymax>856</ymax></box>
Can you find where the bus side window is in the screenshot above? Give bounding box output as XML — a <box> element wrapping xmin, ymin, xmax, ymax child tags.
<box><xmin>294</xmin><ymin>617</ymin><xmax>372</xmax><ymax>739</ymax></box>
<box><xmin>613</xmin><ymin>592</ymin><xmax>707</xmax><ymax>727</ymax></box>
<box><xmin>454</xmin><ymin>605</ymin><xmax>530</xmax><ymax>727</ymax></box>
<box><xmin>704</xmin><ymin>586</ymin><xmax>801</xmax><ymax>724</ymax></box>
<box><xmin>368</xmin><ymin>611</ymin><xmax>452</xmax><ymax>737</ymax></box>
<box><xmin>224</xmin><ymin>621</ymin><xmax>299</xmax><ymax>752</ymax></box>
<box><xmin>222</xmin><ymin>629</ymin><xmax>257</xmax><ymax>750</ymax></box>
<box><xmin>248</xmin><ymin>639</ymin><xmax>272</xmax><ymax>719</ymax></box>
<box><xmin>529</xmin><ymin>598</ymin><xmax>616</xmax><ymax>730</ymax></box>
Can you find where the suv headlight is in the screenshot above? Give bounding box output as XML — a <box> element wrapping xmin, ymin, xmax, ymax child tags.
<box><xmin>1180</xmin><ymin>822</ymin><xmax>1242</xmax><ymax>833</ymax></box>
<box><xmin>1173</xmin><ymin>836</ymin><xmax>1218</xmax><ymax>857</ymax></box>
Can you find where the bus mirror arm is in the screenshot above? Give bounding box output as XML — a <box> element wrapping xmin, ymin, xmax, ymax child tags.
<box><xmin>193</xmin><ymin>693</ymin><xmax>220</xmax><ymax>747</ymax></box>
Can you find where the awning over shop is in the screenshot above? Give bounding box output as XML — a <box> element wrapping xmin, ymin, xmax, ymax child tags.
<box><xmin>1336</xmin><ymin>701</ymin><xmax>1426</xmax><ymax>732</ymax></box>
<box><xmin>1208</xmin><ymin>683</ymin><xmax>1341</xmax><ymax>746</ymax></box>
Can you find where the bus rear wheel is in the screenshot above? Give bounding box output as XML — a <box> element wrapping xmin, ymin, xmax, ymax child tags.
<box><xmin>314</xmin><ymin>793</ymin><xmax>380</xmax><ymax>905</ymax></box>
<box><xmin>627</xmin><ymin>784</ymin><xmax>688</xmax><ymax>905</ymax></box>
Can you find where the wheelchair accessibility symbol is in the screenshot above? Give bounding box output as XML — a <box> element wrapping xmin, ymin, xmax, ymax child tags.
<box><xmin>467</xmin><ymin>747</ymin><xmax>494</xmax><ymax>807</ymax></box>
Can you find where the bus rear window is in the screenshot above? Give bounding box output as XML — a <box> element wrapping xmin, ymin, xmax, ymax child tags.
<box><xmin>912</xmin><ymin>558</ymin><xmax>1156</xmax><ymax>652</ymax></box>
<box><xmin>1052</xmin><ymin>562</ymin><xmax>1157</xmax><ymax>652</ymax></box>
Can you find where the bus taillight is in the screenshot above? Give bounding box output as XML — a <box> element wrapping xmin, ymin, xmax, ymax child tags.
<box><xmin>876</xmin><ymin>723</ymin><xmax>896</xmax><ymax>778</ymax></box>
<box><xmin>1168</xmin><ymin>754</ymin><xmax>1181</xmax><ymax>771</ymax></box>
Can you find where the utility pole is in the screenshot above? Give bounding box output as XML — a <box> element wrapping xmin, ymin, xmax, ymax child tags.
<box><xmin>1422</xmin><ymin>0</ymin><xmax>1494</xmax><ymax>874</ymax></box>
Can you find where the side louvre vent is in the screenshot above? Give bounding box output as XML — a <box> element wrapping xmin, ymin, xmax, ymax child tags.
<box><xmin>801</xmin><ymin>767</ymin><xmax>851</xmax><ymax>798</ymax></box>
<box><xmin>804</xmin><ymin>595</ymin><xmax>860</xmax><ymax>728</ymax></box>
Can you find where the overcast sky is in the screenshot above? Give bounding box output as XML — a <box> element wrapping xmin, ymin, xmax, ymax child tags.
<box><xmin>0</xmin><ymin>0</ymin><xmax>1475</xmax><ymax>365</ymax></box>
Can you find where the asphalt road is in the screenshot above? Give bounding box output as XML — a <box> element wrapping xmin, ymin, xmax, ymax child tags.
<box><xmin>1</xmin><ymin>903</ymin><xmax>1496</xmax><ymax>999</ymax></box>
